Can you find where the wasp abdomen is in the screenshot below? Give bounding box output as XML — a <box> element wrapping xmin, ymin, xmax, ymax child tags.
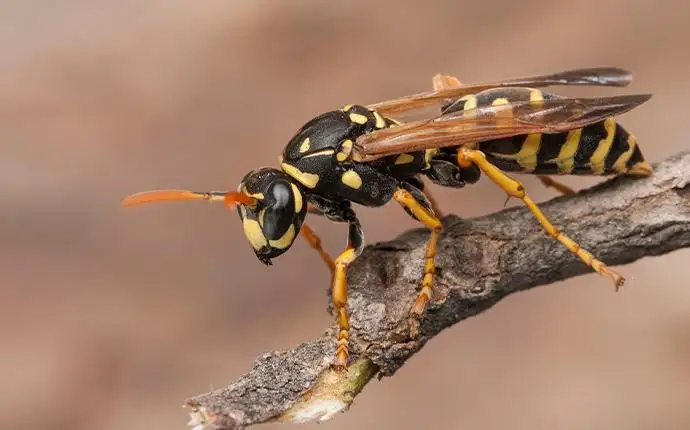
<box><xmin>444</xmin><ymin>87</ymin><xmax>650</xmax><ymax>177</ymax></box>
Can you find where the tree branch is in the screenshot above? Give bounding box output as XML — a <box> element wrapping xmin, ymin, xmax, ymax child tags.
<box><xmin>185</xmin><ymin>151</ymin><xmax>690</xmax><ymax>430</ymax></box>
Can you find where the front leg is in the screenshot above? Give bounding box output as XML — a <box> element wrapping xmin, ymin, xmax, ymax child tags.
<box><xmin>309</xmin><ymin>197</ymin><xmax>364</xmax><ymax>370</ymax></box>
<box><xmin>332</xmin><ymin>214</ymin><xmax>363</xmax><ymax>370</ymax></box>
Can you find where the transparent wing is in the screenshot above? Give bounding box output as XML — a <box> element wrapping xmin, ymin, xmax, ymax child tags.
<box><xmin>367</xmin><ymin>67</ymin><xmax>634</xmax><ymax>118</ymax></box>
<box><xmin>353</xmin><ymin>93</ymin><xmax>651</xmax><ymax>162</ymax></box>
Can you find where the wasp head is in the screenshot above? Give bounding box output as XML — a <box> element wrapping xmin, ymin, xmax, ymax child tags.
<box><xmin>236</xmin><ymin>168</ymin><xmax>307</xmax><ymax>265</ymax></box>
<box><xmin>121</xmin><ymin>167</ymin><xmax>307</xmax><ymax>265</ymax></box>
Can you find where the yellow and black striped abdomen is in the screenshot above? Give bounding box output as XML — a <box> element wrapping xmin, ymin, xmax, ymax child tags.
<box><xmin>480</xmin><ymin>119</ymin><xmax>648</xmax><ymax>176</ymax></box>
<box><xmin>447</xmin><ymin>87</ymin><xmax>650</xmax><ymax>176</ymax></box>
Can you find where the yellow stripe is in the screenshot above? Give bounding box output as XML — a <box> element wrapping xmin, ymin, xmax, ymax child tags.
<box><xmin>373</xmin><ymin>111</ymin><xmax>386</xmax><ymax>128</ymax></box>
<box><xmin>519</xmin><ymin>134</ymin><xmax>541</xmax><ymax>170</ymax></box>
<box><xmin>549</xmin><ymin>128</ymin><xmax>582</xmax><ymax>173</ymax></box>
<box><xmin>461</xmin><ymin>95</ymin><xmax>479</xmax><ymax>148</ymax></box>
<box><xmin>394</xmin><ymin>153</ymin><xmax>415</xmax><ymax>165</ymax></box>
<box><xmin>529</xmin><ymin>89</ymin><xmax>544</xmax><ymax>102</ymax></box>
<box><xmin>424</xmin><ymin>148</ymin><xmax>439</xmax><ymax>169</ymax></box>
<box><xmin>491</xmin><ymin>134</ymin><xmax>542</xmax><ymax>171</ymax></box>
<box><xmin>281</xmin><ymin>163</ymin><xmax>320</xmax><ymax>188</ymax></box>
<box><xmin>299</xmin><ymin>137</ymin><xmax>311</xmax><ymax>153</ymax></box>
<box><xmin>301</xmin><ymin>149</ymin><xmax>335</xmax><ymax>159</ymax></box>
<box><xmin>461</xmin><ymin>95</ymin><xmax>477</xmax><ymax>110</ymax></box>
<box><xmin>491</xmin><ymin>97</ymin><xmax>509</xmax><ymax>106</ymax></box>
<box><xmin>349</xmin><ymin>113</ymin><xmax>368</xmax><ymax>124</ymax></box>
<box><xmin>589</xmin><ymin>118</ymin><xmax>616</xmax><ymax>174</ymax></box>
<box><xmin>612</xmin><ymin>134</ymin><xmax>637</xmax><ymax>173</ymax></box>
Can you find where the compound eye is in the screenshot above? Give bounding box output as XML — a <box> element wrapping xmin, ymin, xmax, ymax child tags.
<box><xmin>261</xmin><ymin>181</ymin><xmax>295</xmax><ymax>240</ymax></box>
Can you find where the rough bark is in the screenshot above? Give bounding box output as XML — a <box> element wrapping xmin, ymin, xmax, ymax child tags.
<box><xmin>185</xmin><ymin>150</ymin><xmax>690</xmax><ymax>430</ymax></box>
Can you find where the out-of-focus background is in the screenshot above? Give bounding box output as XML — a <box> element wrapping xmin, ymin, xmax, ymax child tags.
<box><xmin>2</xmin><ymin>1</ymin><xmax>689</xmax><ymax>429</ymax></box>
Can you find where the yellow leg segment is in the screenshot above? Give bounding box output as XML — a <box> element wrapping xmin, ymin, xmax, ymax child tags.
<box><xmin>300</xmin><ymin>223</ymin><xmax>335</xmax><ymax>275</ymax></box>
<box><xmin>537</xmin><ymin>175</ymin><xmax>576</xmax><ymax>196</ymax></box>
<box><xmin>393</xmin><ymin>189</ymin><xmax>443</xmax><ymax>318</ymax></box>
<box><xmin>458</xmin><ymin>148</ymin><xmax>625</xmax><ymax>290</ymax></box>
<box><xmin>332</xmin><ymin>247</ymin><xmax>357</xmax><ymax>370</ymax></box>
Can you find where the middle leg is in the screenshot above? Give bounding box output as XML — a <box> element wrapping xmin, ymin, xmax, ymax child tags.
<box><xmin>393</xmin><ymin>182</ymin><xmax>443</xmax><ymax>330</ymax></box>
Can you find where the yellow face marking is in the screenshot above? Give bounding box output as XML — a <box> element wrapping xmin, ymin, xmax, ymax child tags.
<box><xmin>550</xmin><ymin>128</ymin><xmax>582</xmax><ymax>173</ymax></box>
<box><xmin>492</xmin><ymin>134</ymin><xmax>542</xmax><ymax>171</ymax></box>
<box><xmin>373</xmin><ymin>111</ymin><xmax>386</xmax><ymax>129</ymax></box>
<box><xmin>280</xmin><ymin>163</ymin><xmax>320</xmax><ymax>188</ymax></box>
<box><xmin>589</xmin><ymin>118</ymin><xmax>616</xmax><ymax>174</ymax></box>
<box><xmin>242</xmin><ymin>219</ymin><xmax>267</xmax><ymax>250</ymax></box>
<box><xmin>612</xmin><ymin>134</ymin><xmax>637</xmax><ymax>173</ymax></box>
<box><xmin>290</xmin><ymin>183</ymin><xmax>303</xmax><ymax>213</ymax></box>
<box><xmin>341</xmin><ymin>170</ymin><xmax>362</xmax><ymax>189</ymax></box>
<box><xmin>301</xmin><ymin>149</ymin><xmax>335</xmax><ymax>159</ymax></box>
<box><xmin>336</xmin><ymin>139</ymin><xmax>353</xmax><ymax>162</ymax></box>
<box><xmin>349</xmin><ymin>113</ymin><xmax>369</xmax><ymax>125</ymax></box>
<box><xmin>529</xmin><ymin>89</ymin><xmax>544</xmax><ymax>102</ymax></box>
<box><xmin>269</xmin><ymin>224</ymin><xmax>296</xmax><ymax>250</ymax></box>
<box><xmin>299</xmin><ymin>137</ymin><xmax>311</xmax><ymax>153</ymax></box>
<box><xmin>491</xmin><ymin>97</ymin><xmax>509</xmax><ymax>106</ymax></box>
<box><xmin>341</xmin><ymin>104</ymin><xmax>353</xmax><ymax>111</ymax></box>
<box><xmin>394</xmin><ymin>153</ymin><xmax>415</xmax><ymax>165</ymax></box>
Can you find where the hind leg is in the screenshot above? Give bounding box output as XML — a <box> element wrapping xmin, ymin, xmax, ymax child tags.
<box><xmin>537</xmin><ymin>175</ymin><xmax>576</xmax><ymax>196</ymax></box>
<box><xmin>457</xmin><ymin>147</ymin><xmax>625</xmax><ymax>290</ymax></box>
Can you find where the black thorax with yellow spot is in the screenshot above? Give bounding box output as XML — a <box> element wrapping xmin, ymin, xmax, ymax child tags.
<box><xmin>280</xmin><ymin>104</ymin><xmax>426</xmax><ymax>207</ymax></box>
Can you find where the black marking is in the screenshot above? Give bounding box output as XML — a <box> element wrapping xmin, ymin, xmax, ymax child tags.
<box><xmin>603</xmin><ymin>126</ymin><xmax>631</xmax><ymax>171</ymax></box>
<box><xmin>627</xmin><ymin>144</ymin><xmax>644</xmax><ymax>169</ymax></box>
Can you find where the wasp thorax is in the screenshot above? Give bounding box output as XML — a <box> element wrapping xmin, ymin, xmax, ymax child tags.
<box><xmin>236</xmin><ymin>168</ymin><xmax>307</xmax><ymax>265</ymax></box>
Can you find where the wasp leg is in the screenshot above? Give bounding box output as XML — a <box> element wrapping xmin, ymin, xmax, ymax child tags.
<box><xmin>406</xmin><ymin>176</ymin><xmax>444</xmax><ymax>219</ymax></box>
<box><xmin>537</xmin><ymin>175</ymin><xmax>576</xmax><ymax>196</ymax></box>
<box><xmin>457</xmin><ymin>148</ymin><xmax>625</xmax><ymax>290</ymax></box>
<box><xmin>393</xmin><ymin>182</ymin><xmax>443</xmax><ymax>335</ymax></box>
<box><xmin>300</xmin><ymin>223</ymin><xmax>335</xmax><ymax>275</ymax></box>
<box><xmin>331</xmin><ymin>214</ymin><xmax>364</xmax><ymax>370</ymax></box>
<box><xmin>306</xmin><ymin>197</ymin><xmax>364</xmax><ymax>369</ymax></box>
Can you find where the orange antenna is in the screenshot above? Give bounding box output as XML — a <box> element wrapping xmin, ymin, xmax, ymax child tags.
<box><xmin>121</xmin><ymin>190</ymin><xmax>257</xmax><ymax>209</ymax></box>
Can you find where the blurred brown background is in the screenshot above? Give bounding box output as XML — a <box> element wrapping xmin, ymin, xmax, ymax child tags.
<box><xmin>1</xmin><ymin>1</ymin><xmax>689</xmax><ymax>429</ymax></box>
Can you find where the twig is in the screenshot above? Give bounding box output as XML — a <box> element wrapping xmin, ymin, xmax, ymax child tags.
<box><xmin>185</xmin><ymin>150</ymin><xmax>690</xmax><ymax>430</ymax></box>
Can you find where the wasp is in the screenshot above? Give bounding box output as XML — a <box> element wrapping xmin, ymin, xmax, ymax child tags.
<box><xmin>122</xmin><ymin>67</ymin><xmax>652</xmax><ymax>370</ymax></box>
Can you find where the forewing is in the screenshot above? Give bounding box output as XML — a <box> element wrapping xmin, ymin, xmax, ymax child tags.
<box><xmin>354</xmin><ymin>94</ymin><xmax>651</xmax><ymax>162</ymax></box>
<box><xmin>367</xmin><ymin>67</ymin><xmax>633</xmax><ymax>118</ymax></box>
